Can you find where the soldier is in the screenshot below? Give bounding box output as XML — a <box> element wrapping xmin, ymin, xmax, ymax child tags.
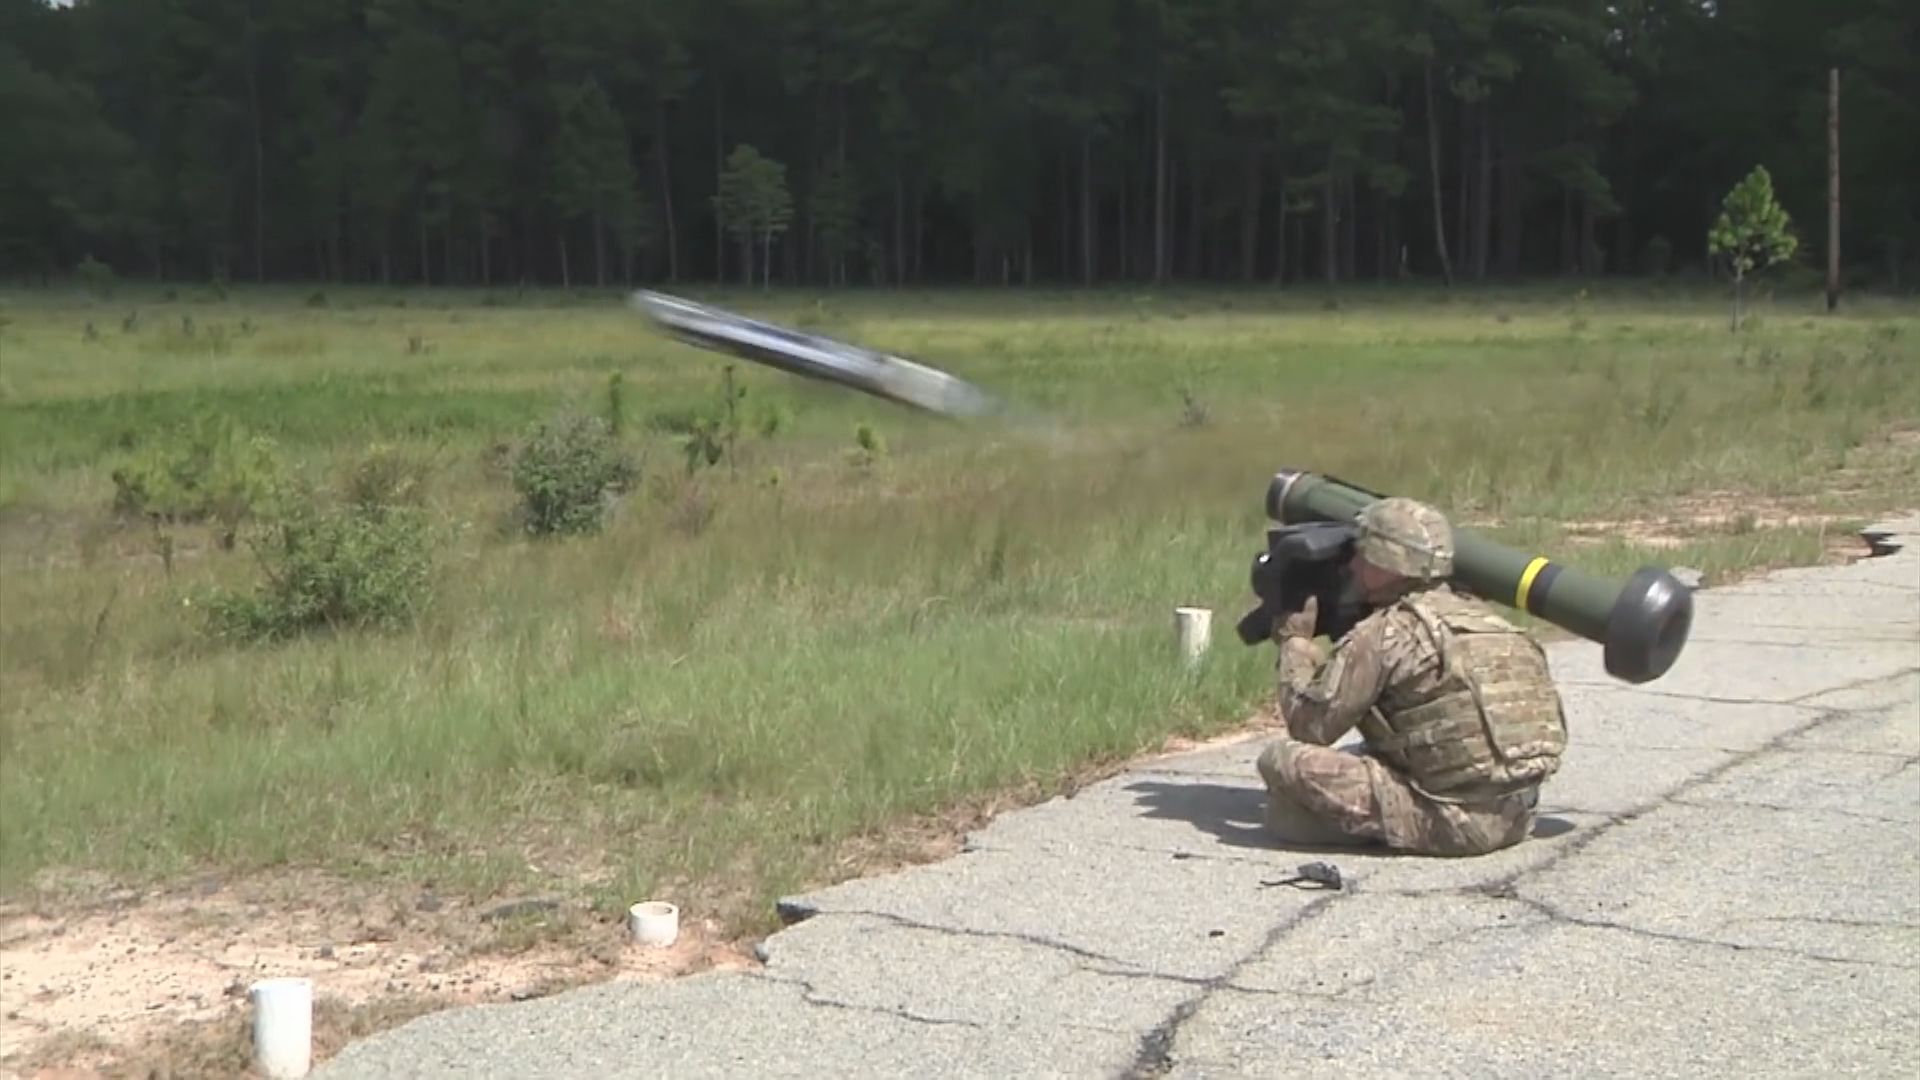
<box><xmin>1255</xmin><ymin>497</ymin><xmax>1568</xmax><ymax>856</ymax></box>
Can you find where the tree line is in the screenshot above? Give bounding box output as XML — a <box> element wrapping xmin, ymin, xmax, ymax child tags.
<box><xmin>3</xmin><ymin>0</ymin><xmax>1913</xmax><ymax>290</ymax></box>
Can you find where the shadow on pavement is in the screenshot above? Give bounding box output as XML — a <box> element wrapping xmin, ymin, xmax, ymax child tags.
<box><xmin>1124</xmin><ymin>779</ymin><xmax>1359</xmax><ymax>854</ymax></box>
<box><xmin>1529</xmin><ymin>814</ymin><xmax>1579</xmax><ymax>839</ymax></box>
<box><xmin>1124</xmin><ymin>778</ymin><xmax>1582</xmax><ymax>853</ymax></box>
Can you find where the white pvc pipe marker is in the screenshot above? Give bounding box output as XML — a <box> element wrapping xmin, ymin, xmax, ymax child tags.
<box><xmin>629</xmin><ymin>900</ymin><xmax>680</xmax><ymax>947</ymax></box>
<box><xmin>1175</xmin><ymin>606</ymin><xmax>1213</xmax><ymax>667</ymax></box>
<box><xmin>251</xmin><ymin>977</ymin><xmax>313</xmax><ymax>1079</ymax></box>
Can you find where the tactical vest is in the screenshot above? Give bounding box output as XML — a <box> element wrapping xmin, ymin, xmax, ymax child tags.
<box><xmin>1356</xmin><ymin>589</ymin><xmax>1567</xmax><ymax>802</ymax></box>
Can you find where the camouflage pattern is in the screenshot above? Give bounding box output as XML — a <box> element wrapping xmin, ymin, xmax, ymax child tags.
<box><xmin>1354</xmin><ymin>497</ymin><xmax>1454</xmax><ymax>580</ymax></box>
<box><xmin>1359</xmin><ymin>588</ymin><xmax>1568</xmax><ymax>799</ymax></box>
<box><xmin>1259</xmin><ymin>579</ymin><xmax>1564</xmax><ymax>857</ymax></box>
<box><xmin>1256</xmin><ymin>739</ymin><xmax>1537</xmax><ymax>855</ymax></box>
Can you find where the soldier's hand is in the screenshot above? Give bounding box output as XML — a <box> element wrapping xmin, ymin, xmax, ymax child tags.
<box><xmin>1276</xmin><ymin>596</ymin><xmax>1318</xmax><ymax>640</ymax></box>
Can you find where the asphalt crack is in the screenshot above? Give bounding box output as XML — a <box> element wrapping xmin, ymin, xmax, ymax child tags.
<box><xmin>755</xmin><ymin>971</ymin><xmax>984</xmax><ymax>1029</ymax></box>
<box><xmin>1791</xmin><ymin>666</ymin><xmax>1920</xmax><ymax>706</ymax></box>
<box><xmin>1753</xmin><ymin>746</ymin><xmax>1916</xmax><ymax>760</ymax></box>
<box><xmin>965</xmin><ymin>838</ymin><xmax>1283</xmax><ymax>868</ymax></box>
<box><xmin>1069</xmin><ymin>964</ymin><xmax>1211</xmax><ymax>991</ymax></box>
<box><xmin>1069</xmin><ymin>962</ymin><xmax>1369</xmax><ymax>1002</ymax></box>
<box><xmin>1118</xmin><ymin>894</ymin><xmax>1341</xmax><ymax>1078</ymax></box>
<box><xmin>1875</xmin><ymin>754</ymin><xmax>1920</xmax><ymax>782</ymax></box>
<box><xmin>782</xmin><ymin>907</ymin><xmax>1163</xmax><ymax>974</ymax></box>
<box><xmin>796</xmin><ymin>906</ymin><xmax>1396</xmax><ymax>1001</ymax></box>
<box><xmin>1719</xmin><ymin>915</ymin><xmax>1920</xmax><ymax>932</ymax></box>
<box><xmin>1494</xmin><ymin>892</ymin><xmax>1917</xmax><ymax>971</ymax></box>
<box><xmin>1558</xmin><ymin>685</ymin><xmax>1826</xmax><ymax>708</ymax></box>
<box><xmin>1668</xmin><ymin>795</ymin><xmax>1917</xmax><ymax>825</ymax></box>
<box><xmin>1358</xmin><ymin>886</ymin><xmax>1916</xmax><ymax>972</ymax></box>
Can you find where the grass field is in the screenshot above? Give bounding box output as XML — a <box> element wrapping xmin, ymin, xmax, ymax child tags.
<box><xmin>1</xmin><ymin>279</ymin><xmax>1916</xmax><ymax>945</ymax></box>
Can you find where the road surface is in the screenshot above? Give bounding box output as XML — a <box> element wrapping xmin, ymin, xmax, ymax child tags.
<box><xmin>320</xmin><ymin>514</ymin><xmax>1920</xmax><ymax>1078</ymax></box>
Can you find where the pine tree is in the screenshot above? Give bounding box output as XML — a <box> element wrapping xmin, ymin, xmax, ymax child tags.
<box><xmin>713</xmin><ymin>144</ymin><xmax>793</xmax><ymax>287</ymax></box>
<box><xmin>1708</xmin><ymin>165</ymin><xmax>1798</xmax><ymax>331</ymax></box>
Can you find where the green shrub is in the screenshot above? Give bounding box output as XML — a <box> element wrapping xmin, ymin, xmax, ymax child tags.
<box><xmin>204</xmin><ymin>495</ymin><xmax>435</xmax><ymax>643</ymax></box>
<box><xmin>109</xmin><ymin>416</ymin><xmax>285</xmax><ymax>547</ymax></box>
<box><xmin>510</xmin><ymin>410</ymin><xmax>638</xmax><ymax>536</ymax></box>
<box><xmin>341</xmin><ymin>443</ymin><xmax>430</xmax><ymax>517</ymax></box>
<box><xmin>846</xmin><ymin>421</ymin><xmax>886</xmax><ymax>469</ymax></box>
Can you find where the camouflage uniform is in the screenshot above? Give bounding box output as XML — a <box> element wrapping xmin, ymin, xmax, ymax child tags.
<box><xmin>1256</xmin><ymin>498</ymin><xmax>1568</xmax><ymax>857</ymax></box>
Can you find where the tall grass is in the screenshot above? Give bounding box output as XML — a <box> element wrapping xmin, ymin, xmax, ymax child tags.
<box><xmin>0</xmin><ymin>283</ymin><xmax>1914</xmax><ymax>932</ymax></box>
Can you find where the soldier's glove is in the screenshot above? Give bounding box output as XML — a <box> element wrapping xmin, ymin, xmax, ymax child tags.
<box><xmin>1275</xmin><ymin>596</ymin><xmax>1318</xmax><ymax>641</ymax></box>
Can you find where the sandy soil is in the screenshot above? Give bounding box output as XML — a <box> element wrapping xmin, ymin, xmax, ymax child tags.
<box><xmin>0</xmin><ymin>873</ymin><xmax>755</xmax><ymax>1079</ymax></box>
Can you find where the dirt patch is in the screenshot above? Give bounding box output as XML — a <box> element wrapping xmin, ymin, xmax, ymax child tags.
<box><xmin>1144</xmin><ymin>716</ymin><xmax>1281</xmax><ymax>758</ymax></box>
<box><xmin>1552</xmin><ymin>489</ymin><xmax>1867</xmax><ymax>550</ymax></box>
<box><xmin>1702</xmin><ymin>526</ymin><xmax>1882</xmax><ymax>590</ymax></box>
<box><xmin>1879</xmin><ymin>425</ymin><xmax>1920</xmax><ymax>452</ymax></box>
<box><xmin>0</xmin><ymin>872</ymin><xmax>756</xmax><ymax>1079</ymax></box>
<box><xmin>1821</xmin><ymin>530</ymin><xmax>1879</xmax><ymax>565</ymax></box>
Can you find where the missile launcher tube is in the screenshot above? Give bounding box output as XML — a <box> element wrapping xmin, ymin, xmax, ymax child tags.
<box><xmin>1265</xmin><ymin>469</ymin><xmax>1693</xmax><ymax>684</ymax></box>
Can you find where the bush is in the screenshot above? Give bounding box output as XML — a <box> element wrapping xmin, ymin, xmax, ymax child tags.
<box><xmin>109</xmin><ymin>415</ymin><xmax>285</xmax><ymax>548</ymax></box>
<box><xmin>846</xmin><ymin>421</ymin><xmax>886</xmax><ymax>469</ymax></box>
<box><xmin>510</xmin><ymin>410</ymin><xmax>638</xmax><ymax>536</ymax></box>
<box><xmin>341</xmin><ymin>443</ymin><xmax>430</xmax><ymax>517</ymax></box>
<box><xmin>203</xmin><ymin>494</ymin><xmax>435</xmax><ymax>643</ymax></box>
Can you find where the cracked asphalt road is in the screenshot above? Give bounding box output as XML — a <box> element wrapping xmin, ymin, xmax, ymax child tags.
<box><xmin>319</xmin><ymin>515</ymin><xmax>1920</xmax><ymax>1078</ymax></box>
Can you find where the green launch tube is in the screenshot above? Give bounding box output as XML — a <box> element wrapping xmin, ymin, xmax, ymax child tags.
<box><xmin>1265</xmin><ymin>469</ymin><xmax>1694</xmax><ymax>684</ymax></box>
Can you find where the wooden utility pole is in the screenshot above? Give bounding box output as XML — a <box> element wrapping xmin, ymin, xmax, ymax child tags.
<box><xmin>1424</xmin><ymin>57</ymin><xmax>1455</xmax><ymax>286</ymax></box>
<box><xmin>1154</xmin><ymin>78</ymin><xmax>1168</xmax><ymax>286</ymax></box>
<box><xmin>1827</xmin><ymin>67</ymin><xmax>1841</xmax><ymax>312</ymax></box>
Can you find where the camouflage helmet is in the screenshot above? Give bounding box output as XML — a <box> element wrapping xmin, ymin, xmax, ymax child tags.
<box><xmin>1354</xmin><ymin>497</ymin><xmax>1454</xmax><ymax>580</ymax></box>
